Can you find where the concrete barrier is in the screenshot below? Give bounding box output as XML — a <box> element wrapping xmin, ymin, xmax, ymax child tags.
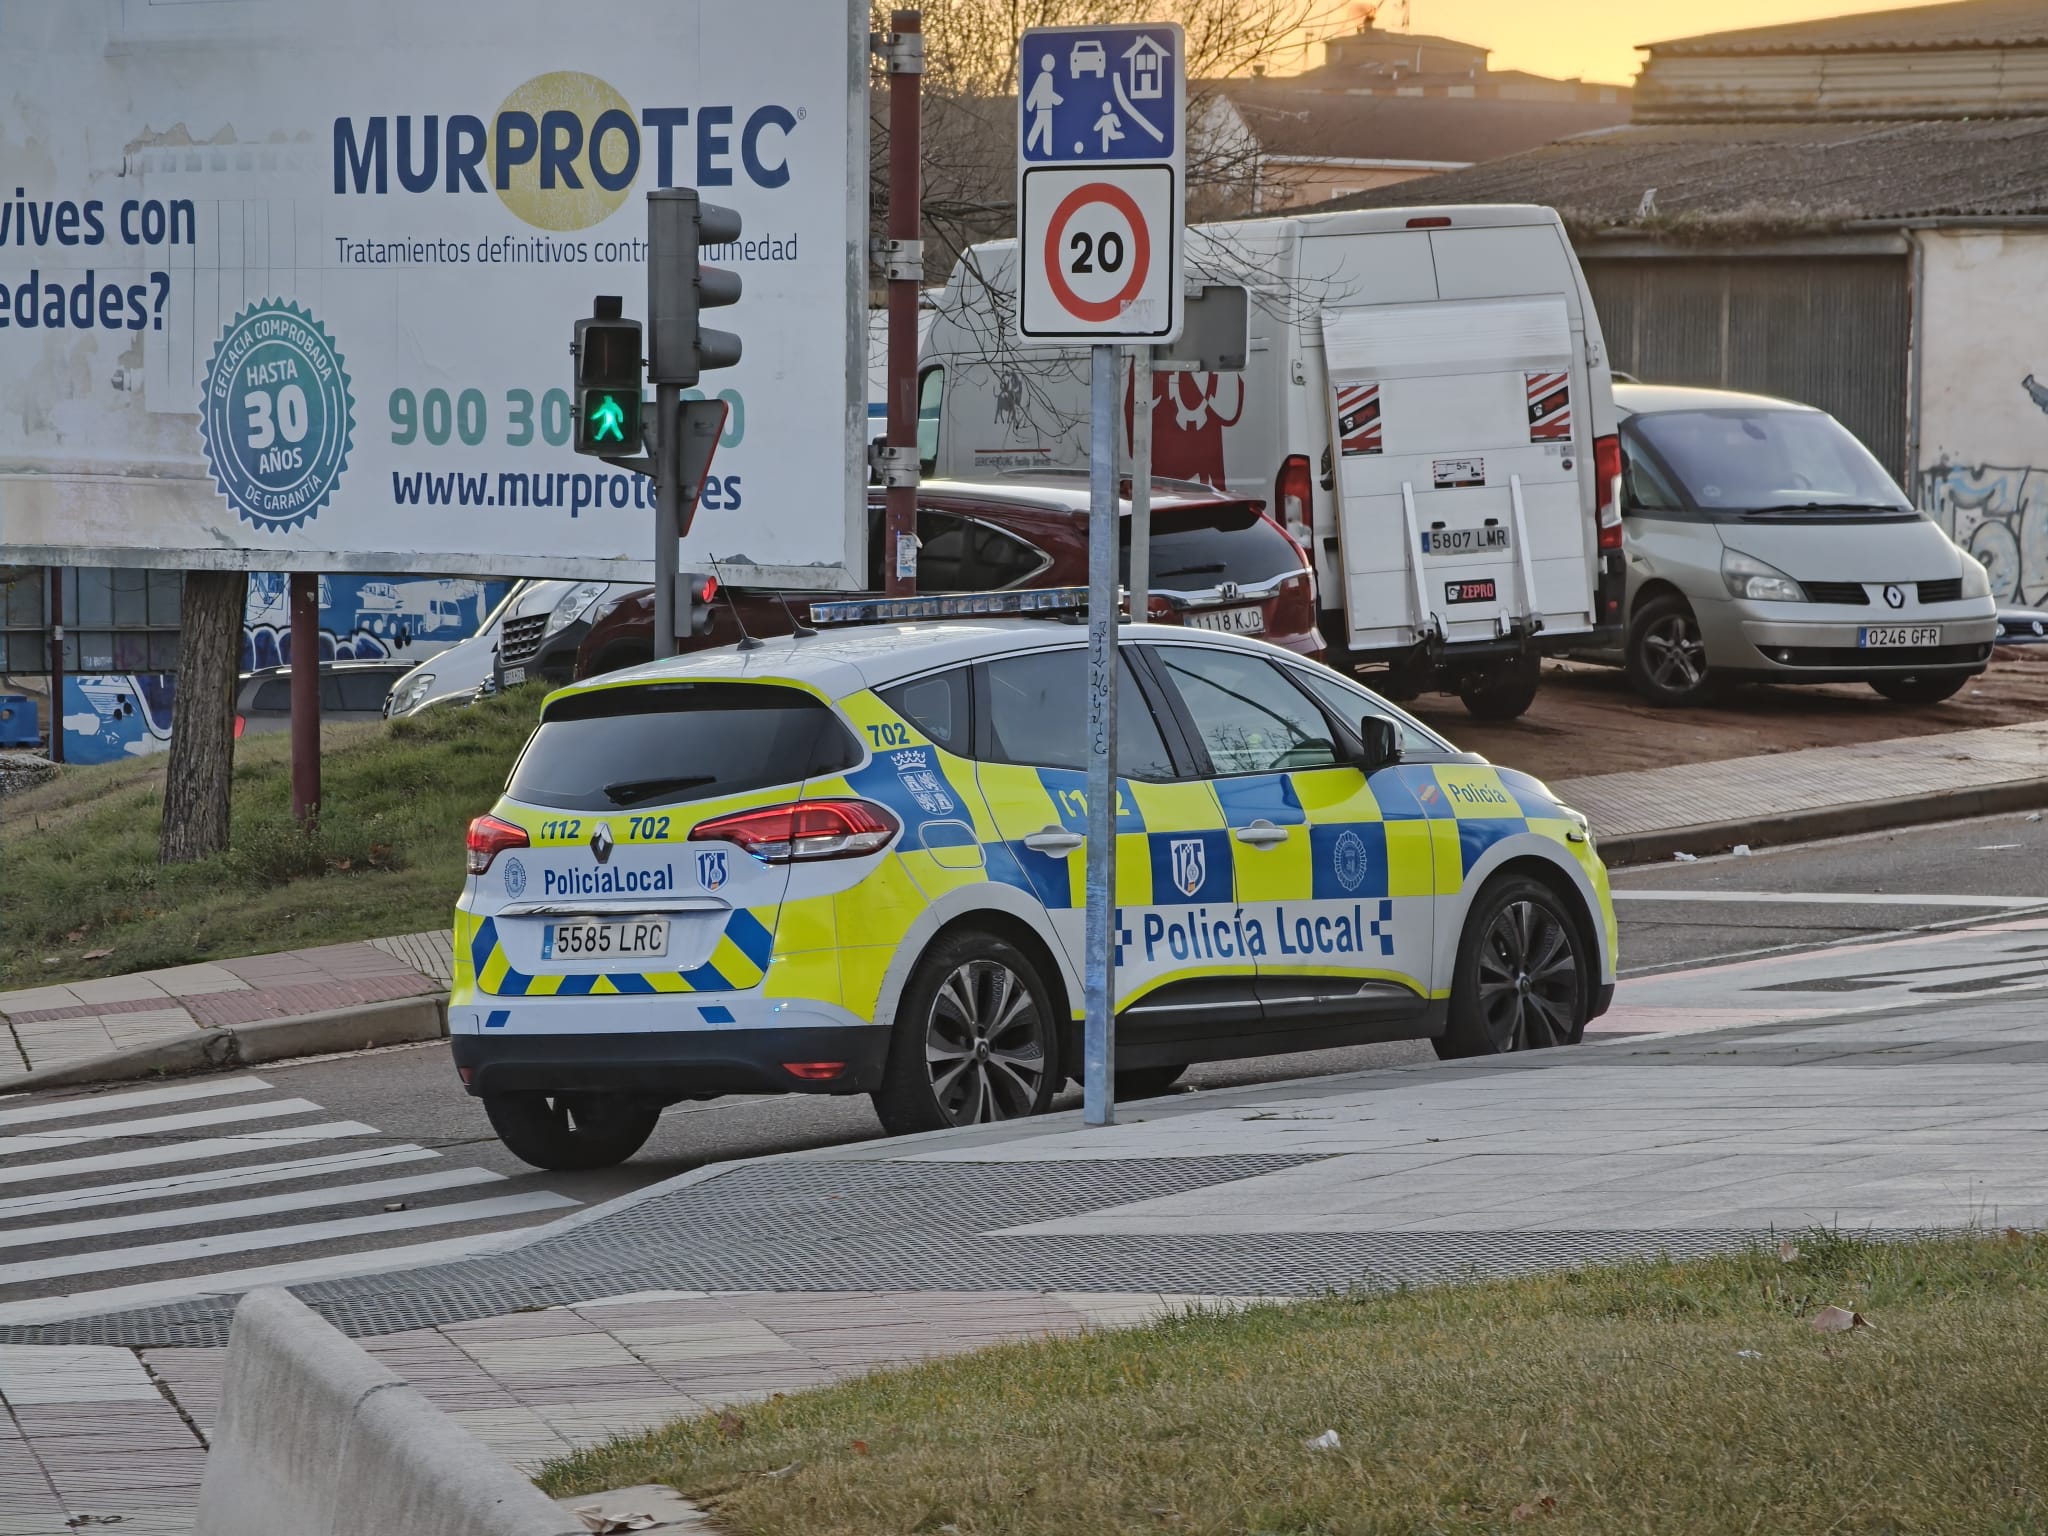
<box><xmin>195</xmin><ymin>1288</ymin><xmax>580</xmax><ymax>1536</ymax></box>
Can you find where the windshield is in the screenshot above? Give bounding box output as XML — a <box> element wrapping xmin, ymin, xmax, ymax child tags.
<box><xmin>1627</xmin><ymin>408</ymin><xmax>1910</xmax><ymax>514</ymax></box>
<box><xmin>1124</xmin><ymin>504</ymin><xmax>1300</xmax><ymax>590</ymax></box>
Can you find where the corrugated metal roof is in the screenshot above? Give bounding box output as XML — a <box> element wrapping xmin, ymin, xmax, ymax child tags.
<box><xmin>1313</xmin><ymin>117</ymin><xmax>2048</xmax><ymax>227</ymax></box>
<box><xmin>1646</xmin><ymin>0</ymin><xmax>2048</xmax><ymax>57</ymax></box>
<box><xmin>1212</xmin><ymin>86</ymin><xmax>1628</xmax><ymax>164</ymax></box>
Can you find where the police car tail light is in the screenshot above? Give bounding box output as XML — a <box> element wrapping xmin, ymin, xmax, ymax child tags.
<box><xmin>467</xmin><ymin>814</ymin><xmax>530</xmax><ymax>875</ymax></box>
<box><xmin>1594</xmin><ymin>434</ymin><xmax>1624</xmax><ymax>550</ymax></box>
<box><xmin>689</xmin><ymin>798</ymin><xmax>898</xmax><ymax>863</ymax></box>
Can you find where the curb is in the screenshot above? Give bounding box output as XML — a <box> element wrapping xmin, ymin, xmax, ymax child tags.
<box><xmin>1597</xmin><ymin>775</ymin><xmax>2048</xmax><ymax>867</ymax></box>
<box><xmin>0</xmin><ymin>995</ymin><xmax>447</xmax><ymax>1095</ymax></box>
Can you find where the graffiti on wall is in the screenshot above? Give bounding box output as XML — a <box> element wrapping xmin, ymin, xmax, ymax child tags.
<box><xmin>61</xmin><ymin>674</ymin><xmax>175</xmax><ymax>765</ymax></box>
<box><xmin>241</xmin><ymin>575</ymin><xmax>507</xmax><ymax>672</ymax></box>
<box><xmin>1917</xmin><ymin>375</ymin><xmax>2048</xmax><ymax>607</ymax></box>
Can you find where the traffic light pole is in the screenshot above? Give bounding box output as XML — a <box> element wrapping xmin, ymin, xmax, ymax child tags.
<box><xmin>651</xmin><ymin>384</ymin><xmax>683</xmax><ymax>662</ymax></box>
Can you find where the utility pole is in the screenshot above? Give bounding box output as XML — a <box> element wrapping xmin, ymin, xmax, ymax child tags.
<box><xmin>289</xmin><ymin>573</ymin><xmax>319</xmax><ymax>822</ymax></box>
<box><xmin>875</xmin><ymin>10</ymin><xmax>923</xmax><ymax>595</ymax></box>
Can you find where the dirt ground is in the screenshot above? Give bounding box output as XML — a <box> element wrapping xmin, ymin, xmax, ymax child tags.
<box><xmin>1402</xmin><ymin>650</ymin><xmax>2048</xmax><ymax>785</ymax></box>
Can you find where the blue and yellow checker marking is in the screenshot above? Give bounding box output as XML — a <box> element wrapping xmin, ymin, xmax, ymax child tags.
<box><xmin>466</xmin><ymin>908</ymin><xmax>775</xmax><ymax>998</ymax></box>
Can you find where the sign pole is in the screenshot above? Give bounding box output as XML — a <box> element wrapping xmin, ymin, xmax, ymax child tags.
<box><xmin>1128</xmin><ymin>346</ymin><xmax>1154</xmax><ymax>614</ymax></box>
<box><xmin>1083</xmin><ymin>340</ymin><xmax>1119</xmax><ymax>1128</ymax></box>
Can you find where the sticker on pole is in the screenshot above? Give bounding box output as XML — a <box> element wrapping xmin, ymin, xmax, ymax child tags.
<box><xmin>1016</xmin><ymin>22</ymin><xmax>1183</xmax><ymax>344</ymax></box>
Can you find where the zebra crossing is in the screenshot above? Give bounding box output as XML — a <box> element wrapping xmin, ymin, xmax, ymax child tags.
<box><xmin>0</xmin><ymin>1074</ymin><xmax>581</xmax><ymax>1326</ymax></box>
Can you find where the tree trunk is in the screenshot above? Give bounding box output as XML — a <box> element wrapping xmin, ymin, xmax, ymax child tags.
<box><xmin>159</xmin><ymin>570</ymin><xmax>247</xmax><ymax>864</ymax></box>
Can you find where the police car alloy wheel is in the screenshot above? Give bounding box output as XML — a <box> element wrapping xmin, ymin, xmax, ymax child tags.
<box><xmin>875</xmin><ymin>932</ymin><xmax>1059</xmax><ymax>1135</ymax></box>
<box><xmin>1436</xmin><ymin>875</ymin><xmax>1586</xmax><ymax>1059</ymax></box>
<box><xmin>481</xmin><ymin>1091</ymin><xmax>662</xmax><ymax>1171</ymax></box>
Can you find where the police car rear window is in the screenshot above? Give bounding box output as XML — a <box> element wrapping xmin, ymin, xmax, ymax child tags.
<box><xmin>508</xmin><ymin>682</ymin><xmax>860</xmax><ymax>812</ymax></box>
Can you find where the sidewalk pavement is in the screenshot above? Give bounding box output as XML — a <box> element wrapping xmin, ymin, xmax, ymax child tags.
<box><xmin>1</xmin><ymin>979</ymin><xmax>2041</xmax><ymax>1534</ymax></box>
<box><xmin>10</xmin><ymin>720</ymin><xmax>2048</xmax><ymax>1088</ymax></box>
<box><xmin>0</xmin><ymin>935</ymin><xmax>451</xmax><ymax>1083</ymax></box>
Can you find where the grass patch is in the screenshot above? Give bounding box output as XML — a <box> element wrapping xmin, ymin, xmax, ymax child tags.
<box><xmin>538</xmin><ymin>1231</ymin><xmax>2048</xmax><ymax>1535</ymax></box>
<box><xmin>0</xmin><ymin>688</ymin><xmax>545</xmax><ymax>987</ymax></box>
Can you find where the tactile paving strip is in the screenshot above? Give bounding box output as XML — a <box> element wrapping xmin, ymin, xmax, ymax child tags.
<box><xmin>0</xmin><ymin>1155</ymin><xmax>1893</xmax><ymax>1348</ymax></box>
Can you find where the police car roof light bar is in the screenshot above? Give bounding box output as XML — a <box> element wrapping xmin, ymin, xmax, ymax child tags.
<box><xmin>805</xmin><ymin>585</ymin><xmax>1096</xmax><ymax>626</ymax></box>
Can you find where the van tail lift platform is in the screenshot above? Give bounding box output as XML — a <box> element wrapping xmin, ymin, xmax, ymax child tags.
<box><xmin>1506</xmin><ymin>474</ymin><xmax>1544</xmax><ymax>637</ymax></box>
<box><xmin>1398</xmin><ymin>482</ymin><xmax>1444</xmax><ymax>643</ymax></box>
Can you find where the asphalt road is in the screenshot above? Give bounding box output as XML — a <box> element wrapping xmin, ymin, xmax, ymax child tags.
<box><xmin>6</xmin><ymin>808</ymin><xmax>2047</xmax><ymax>1318</ymax></box>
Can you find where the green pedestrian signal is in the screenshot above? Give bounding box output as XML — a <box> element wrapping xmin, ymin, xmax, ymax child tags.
<box><xmin>575</xmin><ymin>386</ymin><xmax>642</xmax><ymax>456</ymax></box>
<box><xmin>572</xmin><ymin>299</ymin><xmax>645</xmax><ymax>457</ymax></box>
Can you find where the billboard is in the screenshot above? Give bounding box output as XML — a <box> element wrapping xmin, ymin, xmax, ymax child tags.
<box><xmin>0</xmin><ymin>0</ymin><xmax>867</xmax><ymax>587</ymax></box>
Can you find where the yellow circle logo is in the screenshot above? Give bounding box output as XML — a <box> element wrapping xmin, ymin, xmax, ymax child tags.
<box><xmin>487</xmin><ymin>72</ymin><xmax>637</xmax><ymax>231</ymax></box>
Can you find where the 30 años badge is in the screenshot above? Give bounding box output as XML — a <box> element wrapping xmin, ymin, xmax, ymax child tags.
<box><xmin>198</xmin><ymin>300</ymin><xmax>354</xmax><ymax>533</ymax></box>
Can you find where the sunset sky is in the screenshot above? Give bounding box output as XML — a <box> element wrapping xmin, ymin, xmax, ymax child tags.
<box><xmin>1275</xmin><ymin>0</ymin><xmax>1946</xmax><ymax>86</ymax></box>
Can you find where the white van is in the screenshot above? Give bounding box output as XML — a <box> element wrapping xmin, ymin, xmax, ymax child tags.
<box><xmin>921</xmin><ymin>205</ymin><xmax>1625</xmax><ymax>718</ymax></box>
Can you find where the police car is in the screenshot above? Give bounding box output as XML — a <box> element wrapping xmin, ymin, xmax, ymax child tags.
<box><xmin>452</xmin><ymin>591</ymin><xmax>1617</xmax><ymax>1168</ymax></box>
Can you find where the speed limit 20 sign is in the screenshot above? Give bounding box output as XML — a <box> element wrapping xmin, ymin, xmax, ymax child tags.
<box><xmin>1016</xmin><ymin>23</ymin><xmax>1183</xmax><ymax>343</ymax></box>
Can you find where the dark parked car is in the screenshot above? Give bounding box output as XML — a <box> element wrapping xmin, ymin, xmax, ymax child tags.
<box><xmin>234</xmin><ymin>660</ymin><xmax>414</xmax><ymax>735</ymax></box>
<box><xmin>575</xmin><ymin>478</ymin><xmax>1321</xmax><ymax>678</ymax></box>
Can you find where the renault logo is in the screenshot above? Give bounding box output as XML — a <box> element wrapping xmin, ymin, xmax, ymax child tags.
<box><xmin>589</xmin><ymin>823</ymin><xmax>615</xmax><ymax>863</ymax></box>
<box><xmin>1884</xmin><ymin>584</ymin><xmax>1906</xmax><ymax>609</ymax></box>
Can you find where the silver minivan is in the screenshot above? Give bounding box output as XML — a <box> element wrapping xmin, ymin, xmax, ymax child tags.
<box><xmin>1611</xmin><ymin>384</ymin><xmax>1995</xmax><ymax>706</ymax></box>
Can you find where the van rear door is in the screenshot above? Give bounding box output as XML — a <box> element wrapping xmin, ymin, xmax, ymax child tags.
<box><xmin>1320</xmin><ymin>297</ymin><xmax>1593</xmax><ymax>654</ymax></box>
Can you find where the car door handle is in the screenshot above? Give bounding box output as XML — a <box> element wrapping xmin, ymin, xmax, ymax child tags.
<box><xmin>1023</xmin><ymin>827</ymin><xmax>1086</xmax><ymax>855</ymax></box>
<box><xmin>1233</xmin><ymin>820</ymin><xmax>1291</xmax><ymax>848</ymax></box>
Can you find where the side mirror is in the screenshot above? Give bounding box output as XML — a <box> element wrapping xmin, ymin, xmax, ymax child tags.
<box><xmin>1358</xmin><ymin>715</ymin><xmax>1401</xmax><ymax>771</ymax></box>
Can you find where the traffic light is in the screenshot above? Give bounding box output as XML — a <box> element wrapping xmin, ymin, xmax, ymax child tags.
<box><xmin>678</xmin><ymin>573</ymin><xmax>719</xmax><ymax>640</ymax></box>
<box><xmin>573</xmin><ymin>295</ymin><xmax>644</xmax><ymax>456</ymax></box>
<box><xmin>647</xmin><ymin>188</ymin><xmax>742</xmax><ymax>386</ymax></box>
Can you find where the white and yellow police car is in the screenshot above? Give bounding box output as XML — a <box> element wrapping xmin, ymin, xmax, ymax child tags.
<box><xmin>452</xmin><ymin>593</ymin><xmax>1617</xmax><ymax>1168</ymax></box>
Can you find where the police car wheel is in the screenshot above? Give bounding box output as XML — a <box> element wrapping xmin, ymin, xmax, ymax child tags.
<box><xmin>1627</xmin><ymin>594</ymin><xmax>1716</xmax><ymax>707</ymax></box>
<box><xmin>1436</xmin><ymin>876</ymin><xmax>1586</xmax><ymax>1059</ymax></box>
<box><xmin>481</xmin><ymin>1091</ymin><xmax>661</xmax><ymax>1171</ymax></box>
<box><xmin>874</xmin><ymin>933</ymin><xmax>1059</xmax><ymax>1135</ymax></box>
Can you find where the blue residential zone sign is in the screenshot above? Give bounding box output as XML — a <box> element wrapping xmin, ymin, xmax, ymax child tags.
<box><xmin>1019</xmin><ymin>25</ymin><xmax>1179</xmax><ymax>165</ymax></box>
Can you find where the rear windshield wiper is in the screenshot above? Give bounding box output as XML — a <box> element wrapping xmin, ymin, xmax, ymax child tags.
<box><xmin>1741</xmin><ymin>501</ymin><xmax>1909</xmax><ymax>516</ymax></box>
<box><xmin>603</xmin><ymin>774</ymin><xmax>715</xmax><ymax>805</ymax></box>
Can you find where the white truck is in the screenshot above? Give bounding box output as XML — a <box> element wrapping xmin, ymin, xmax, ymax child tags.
<box><xmin>920</xmin><ymin>204</ymin><xmax>1626</xmax><ymax>717</ymax></box>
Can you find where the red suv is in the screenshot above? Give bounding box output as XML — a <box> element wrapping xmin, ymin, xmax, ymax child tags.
<box><xmin>575</xmin><ymin>478</ymin><xmax>1320</xmax><ymax>678</ymax></box>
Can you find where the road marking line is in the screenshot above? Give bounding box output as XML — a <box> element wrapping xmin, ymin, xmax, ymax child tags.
<box><xmin>0</xmin><ymin>1145</ymin><xmax>442</xmax><ymax>1220</ymax></box>
<box><xmin>0</xmin><ymin>1097</ymin><xmax>324</xmax><ymax>1157</ymax></box>
<box><xmin>0</xmin><ymin>1190</ymin><xmax>578</xmax><ymax>1287</ymax></box>
<box><xmin>1610</xmin><ymin>890</ymin><xmax>2048</xmax><ymax>908</ymax></box>
<box><xmin>0</xmin><ymin>1122</ymin><xmax>381</xmax><ymax>1188</ymax></box>
<box><xmin>0</xmin><ymin>1168</ymin><xmax>507</xmax><ymax>1251</ymax></box>
<box><xmin>0</xmin><ymin>1230</ymin><xmax>547</xmax><ymax>1327</ymax></box>
<box><xmin>0</xmin><ymin>1077</ymin><xmax>268</xmax><ymax>1128</ymax></box>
